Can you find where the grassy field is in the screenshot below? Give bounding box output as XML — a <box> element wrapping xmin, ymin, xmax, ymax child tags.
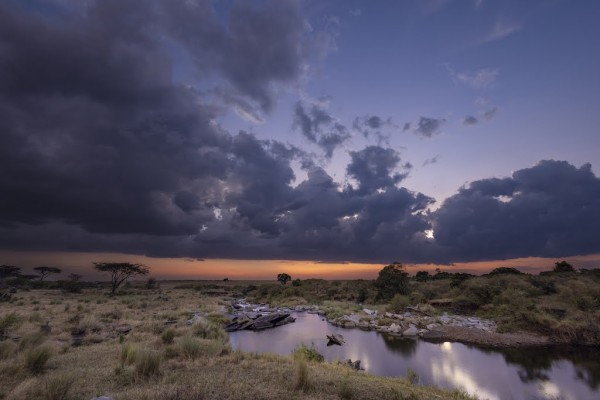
<box><xmin>0</xmin><ymin>283</ymin><xmax>475</xmax><ymax>400</ymax></box>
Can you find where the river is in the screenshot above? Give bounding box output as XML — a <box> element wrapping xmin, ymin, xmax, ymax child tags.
<box><xmin>228</xmin><ymin>312</ymin><xmax>600</xmax><ymax>400</ymax></box>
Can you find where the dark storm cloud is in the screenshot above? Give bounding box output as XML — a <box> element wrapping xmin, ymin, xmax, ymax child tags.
<box><xmin>346</xmin><ymin>147</ymin><xmax>409</xmax><ymax>195</ymax></box>
<box><xmin>293</xmin><ymin>101</ymin><xmax>350</xmax><ymax>157</ymax></box>
<box><xmin>463</xmin><ymin>116</ymin><xmax>479</xmax><ymax>125</ymax></box>
<box><xmin>413</xmin><ymin>117</ymin><xmax>446</xmax><ymax>138</ymax></box>
<box><xmin>433</xmin><ymin>160</ymin><xmax>600</xmax><ymax>261</ymax></box>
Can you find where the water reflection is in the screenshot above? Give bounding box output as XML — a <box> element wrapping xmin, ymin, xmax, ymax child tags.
<box><xmin>229</xmin><ymin>313</ymin><xmax>600</xmax><ymax>400</ymax></box>
<box><xmin>381</xmin><ymin>335</ymin><xmax>417</xmax><ymax>356</ymax></box>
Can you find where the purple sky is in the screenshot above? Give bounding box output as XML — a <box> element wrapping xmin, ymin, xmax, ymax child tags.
<box><xmin>0</xmin><ymin>0</ymin><xmax>599</xmax><ymax>272</ymax></box>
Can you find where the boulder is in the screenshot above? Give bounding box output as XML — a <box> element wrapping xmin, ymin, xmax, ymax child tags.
<box><xmin>402</xmin><ymin>324</ymin><xmax>418</xmax><ymax>336</ymax></box>
<box><xmin>326</xmin><ymin>333</ymin><xmax>345</xmax><ymax>346</ymax></box>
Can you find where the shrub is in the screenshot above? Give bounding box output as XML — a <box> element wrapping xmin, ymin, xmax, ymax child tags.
<box><xmin>387</xmin><ymin>294</ymin><xmax>410</xmax><ymax>313</ymax></box>
<box><xmin>25</xmin><ymin>346</ymin><xmax>52</xmax><ymax>374</ymax></box>
<box><xmin>292</xmin><ymin>343</ymin><xmax>324</xmax><ymax>362</ymax></box>
<box><xmin>135</xmin><ymin>349</ymin><xmax>161</xmax><ymax>378</ymax></box>
<box><xmin>193</xmin><ymin>321</ymin><xmax>228</xmax><ymax>342</ymax></box>
<box><xmin>42</xmin><ymin>373</ymin><xmax>74</xmax><ymax>400</ymax></box>
<box><xmin>161</xmin><ymin>328</ymin><xmax>175</xmax><ymax>344</ymax></box>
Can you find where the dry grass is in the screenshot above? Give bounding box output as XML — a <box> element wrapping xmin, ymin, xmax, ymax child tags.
<box><xmin>0</xmin><ymin>284</ymin><xmax>475</xmax><ymax>400</ymax></box>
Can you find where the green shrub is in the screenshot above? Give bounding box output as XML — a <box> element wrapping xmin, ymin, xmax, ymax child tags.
<box><xmin>135</xmin><ymin>349</ymin><xmax>161</xmax><ymax>378</ymax></box>
<box><xmin>292</xmin><ymin>343</ymin><xmax>324</xmax><ymax>362</ymax></box>
<box><xmin>161</xmin><ymin>328</ymin><xmax>175</xmax><ymax>344</ymax></box>
<box><xmin>25</xmin><ymin>346</ymin><xmax>52</xmax><ymax>374</ymax></box>
<box><xmin>193</xmin><ymin>321</ymin><xmax>228</xmax><ymax>342</ymax></box>
<box><xmin>387</xmin><ymin>294</ymin><xmax>410</xmax><ymax>313</ymax></box>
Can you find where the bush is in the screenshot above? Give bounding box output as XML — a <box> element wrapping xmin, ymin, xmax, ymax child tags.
<box><xmin>0</xmin><ymin>312</ymin><xmax>21</xmax><ymax>339</ymax></box>
<box><xmin>25</xmin><ymin>346</ymin><xmax>52</xmax><ymax>374</ymax></box>
<box><xmin>193</xmin><ymin>321</ymin><xmax>229</xmax><ymax>342</ymax></box>
<box><xmin>387</xmin><ymin>294</ymin><xmax>410</xmax><ymax>313</ymax></box>
<box><xmin>292</xmin><ymin>343</ymin><xmax>324</xmax><ymax>362</ymax></box>
<box><xmin>375</xmin><ymin>263</ymin><xmax>410</xmax><ymax>300</ymax></box>
<box><xmin>161</xmin><ymin>328</ymin><xmax>175</xmax><ymax>344</ymax></box>
<box><xmin>135</xmin><ymin>349</ymin><xmax>161</xmax><ymax>378</ymax></box>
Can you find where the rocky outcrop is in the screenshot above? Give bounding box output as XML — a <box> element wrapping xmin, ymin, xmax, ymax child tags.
<box><xmin>326</xmin><ymin>333</ymin><xmax>345</xmax><ymax>346</ymax></box>
<box><xmin>225</xmin><ymin>312</ymin><xmax>294</xmax><ymax>331</ymax></box>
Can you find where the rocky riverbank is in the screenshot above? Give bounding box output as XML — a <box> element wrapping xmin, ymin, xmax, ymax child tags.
<box><xmin>228</xmin><ymin>299</ymin><xmax>551</xmax><ymax>347</ymax></box>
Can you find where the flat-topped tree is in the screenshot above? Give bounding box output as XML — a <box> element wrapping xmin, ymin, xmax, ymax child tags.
<box><xmin>93</xmin><ymin>262</ymin><xmax>150</xmax><ymax>294</ymax></box>
<box><xmin>0</xmin><ymin>265</ymin><xmax>21</xmax><ymax>280</ymax></box>
<box><xmin>34</xmin><ymin>266</ymin><xmax>62</xmax><ymax>281</ymax></box>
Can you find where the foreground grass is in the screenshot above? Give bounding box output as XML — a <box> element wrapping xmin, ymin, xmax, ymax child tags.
<box><xmin>0</xmin><ymin>286</ymin><xmax>475</xmax><ymax>400</ymax></box>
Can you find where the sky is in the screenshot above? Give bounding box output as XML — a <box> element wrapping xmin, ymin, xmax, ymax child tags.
<box><xmin>0</xmin><ymin>0</ymin><xmax>599</xmax><ymax>279</ymax></box>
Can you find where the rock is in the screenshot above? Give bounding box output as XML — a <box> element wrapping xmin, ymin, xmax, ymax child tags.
<box><xmin>363</xmin><ymin>308</ymin><xmax>377</xmax><ymax>316</ymax></box>
<box><xmin>115</xmin><ymin>325</ymin><xmax>132</xmax><ymax>335</ymax></box>
<box><xmin>402</xmin><ymin>324</ymin><xmax>418</xmax><ymax>336</ymax></box>
<box><xmin>388</xmin><ymin>323</ymin><xmax>403</xmax><ymax>334</ymax></box>
<box><xmin>327</xmin><ymin>333</ymin><xmax>345</xmax><ymax>346</ymax></box>
<box><xmin>344</xmin><ymin>359</ymin><xmax>363</xmax><ymax>370</ymax></box>
<box><xmin>225</xmin><ymin>312</ymin><xmax>292</xmax><ymax>331</ymax></box>
<box><xmin>426</xmin><ymin>323</ymin><xmax>440</xmax><ymax>330</ymax></box>
<box><xmin>187</xmin><ymin>313</ymin><xmax>207</xmax><ymax>326</ymax></box>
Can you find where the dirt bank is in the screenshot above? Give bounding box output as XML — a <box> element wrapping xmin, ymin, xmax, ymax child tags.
<box><xmin>421</xmin><ymin>325</ymin><xmax>552</xmax><ymax>347</ymax></box>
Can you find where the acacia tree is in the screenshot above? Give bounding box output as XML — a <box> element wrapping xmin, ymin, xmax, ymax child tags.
<box><xmin>553</xmin><ymin>261</ymin><xmax>575</xmax><ymax>273</ymax></box>
<box><xmin>277</xmin><ymin>273</ymin><xmax>291</xmax><ymax>285</ymax></box>
<box><xmin>34</xmin><ymin>266</ymin><xmax>62</xmax><ymax>281</ymax></box>
<box><xmin>0</xmin><ymin>265</ymin><xmax>21</xmax><ymax>280</ymax></box>
<box><xmin>93</xmin><ymin>262</ymin><xmax>150</xmax><ymax>294</ymax></box>
<box><xmin>375</xmin><ymin>262</ymin><xmax>410</xmax><ymax>300</ymax></box>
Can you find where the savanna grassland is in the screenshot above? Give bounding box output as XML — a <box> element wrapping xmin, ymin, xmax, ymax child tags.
<box><xmin>0</xmin><ymin>281</ymin><xmax>475</xmax><ymax>400</ymax></box>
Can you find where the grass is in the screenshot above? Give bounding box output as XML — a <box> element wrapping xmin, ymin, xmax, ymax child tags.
<box><xmin>25</xmin><ymin>346</ymin><xmax>52</xmax><ymax>374</ymax></box>
<box><xmin>0</xmin><ymin>283</ymin><xmax>478</xmax><ymax>400</ymax></box>
<box><xmin>292</xmin><ymin>343</ymin><xmax>324</xmax><ymax>362</ymax></box>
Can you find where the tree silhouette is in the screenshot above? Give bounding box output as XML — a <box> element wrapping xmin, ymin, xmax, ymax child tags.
<box><xmin>375</xmin><ymin>263</ymin><xmax>410</xmax><ymax>300</ymax></box>
<box><xmin>553</xmin><ymin>261</ymin><xmax>575</xmax><ymax>273</ymax></box>
<box><xmin>0</xmin><ymin>265</ymin><xmax>21</xmax><ymax>280</ymax></box>
<box><xmin>33</xmin><ymin>266</ymin><xmax>62</xmax><ymax>281</ymax></box>
<box><xmin>277</xmin><ymin>273</ymin><xmax>291</xmax><ymax>285</ymax></box>
<box><xmin>93</xmin><ymin>262</ymin><xmax>149</xmax><ymax>294</ymax></box>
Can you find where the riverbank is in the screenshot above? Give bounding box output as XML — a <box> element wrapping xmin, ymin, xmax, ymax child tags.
<box><xmin>0</xmin><ymin>286</ymin><xmax>476</xmax><ymax>400</ymax></box>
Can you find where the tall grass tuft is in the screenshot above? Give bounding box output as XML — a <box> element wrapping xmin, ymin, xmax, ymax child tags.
<box><xmin>135</xmin><ymin>349</ymin><xmax>161</xmax><ymax>378</ymax></box>
<box><xmin>120</xmin><ymin>343</ymin><xmax>139</xmax><ymax>366</ymax></box>
<box><xmin>161</xmin><ymin>328</ymin><xmax>175</xmax><ymax>344</ymax></box>
<box><xmin>42</xmin><ymin>373</ymin><xmax>75</xmax><ymax>400</ymax></box>
<box><xmin>406</xmin><ymin>368</ymin><xmax>420</xmax><ymax>385</ymax></box>
<box><xmin>25</xmin><ymin>345</ymin><xmax>52</xmax><ymax>374</ymax></box>
<box><xmin>181</xmin><ymin>334</ymin><xmax>201</xmax><ymax>359</ymax></box>
<box><xmin>294</xmin><ymin>358</ymin><xmax>310</xmax><ymax>392</ymax></box>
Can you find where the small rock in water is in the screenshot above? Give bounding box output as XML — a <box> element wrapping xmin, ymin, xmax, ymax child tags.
<box><xmin>402</xmin><ymin>324</ymin><xmax>418</xmax><ymax>336</ymax></box>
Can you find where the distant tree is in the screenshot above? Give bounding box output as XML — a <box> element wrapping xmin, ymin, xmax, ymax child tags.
<box><xmin>488</xmin><ymin>267</ymin><xmax>523</xmax><ymax>276</ymax></box>
<box><xmin>450</xmin><ymin>273</ymin><xmax>475</xmax><ymax>288</ymax></box>
<box><xmin>93</xmin><ymin>262</ymin><xmax>150</xmax><ymax>294</ymax></box>
<box><xmin>277</xmin><ymin>273</ymin><xmax>292</xmax><ymax>285</ymax></box>
<box><xmin>553</xmin><ymin>261</ymin><xmax>575</xmax><ymax>273</ymax></box>
<box><xmin>68</xmin><ymin>273</ymin><xmax>82</xmax><ymax>282</ymax></box>
<box><xmin>0</xmin><ymin>265</ymin><xmax>21</xmax><ymax>280</ymax></box>
<box><xmin>33</xmin><ymin>266</ymin><xmax>62</xmax><ymax>281</ymax></box>
<box><xmin>375</xmin><ymin>263</ymin><xmax>410</xmax><ymax>300</ymax></box>
<box><xmin>292</xmin><ymin>278</ymin><xmax>302</xmax><ymax>287</ymax></box>
<box><xmin>414</xmin><ymin>271</ymin><xmax>430</xmax><ymax>282</ymax></box>
<box><xmin>432</xmin><ymin>270</ymin><xmax>451</xmax><ymax>280</ymax></box>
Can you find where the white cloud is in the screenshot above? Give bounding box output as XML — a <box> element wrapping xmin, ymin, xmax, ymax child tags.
<box><xmin>484</xmin><ymin>19</ymin><xmax>522</xmax><ymax>43</ymax></box>
<box><xmin>456</xmin><ymin>68</ymin><xmax>498</xmax><ymax>89</ymax></box>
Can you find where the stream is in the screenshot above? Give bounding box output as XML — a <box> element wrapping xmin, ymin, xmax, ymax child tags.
<box><xmin>228</xmin><ymin>312</ymin><xmax>600</xmax><ymax>400</ymax></box>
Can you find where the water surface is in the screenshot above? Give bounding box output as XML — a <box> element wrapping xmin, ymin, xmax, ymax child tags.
<box><xmin>229</xmin><ymin>313</ymin><xmax>600</xmax><ymax>400</ymax></box>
